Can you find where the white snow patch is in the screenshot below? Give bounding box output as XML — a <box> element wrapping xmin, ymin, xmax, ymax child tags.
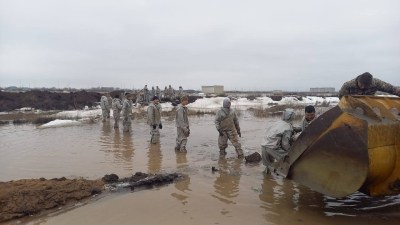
<box><xmin>55</xmin><ymin>109</ymin><xmax>103</xmax><ymax>118</ymax></box>
<box><xmin>40</xmin><ymin>119</ymin><xmax>80</xmax><ymax>128</ymax></box>
<box><xmin>160</xmin><ymin>102</ymin><xmax>174</xmax><ymax>112</ymax></box>
<box><xmin>16</xmin><ymin>107</ymin><xmax>34</xmax><ymax>111</ymax></box>
<box><xmin>136</xmin><ymin>102</ymin><xmax>174</xmax><ymax>112</ymax></box>
<box><xmin>51</xmin><ymin>95</ymin><xmax>341</xmax><ymax>119</ymax></box>
<box><xmin>186</xmin><ymin>96</ymin><xmax>339</xmax><ymax>111</ymax></box>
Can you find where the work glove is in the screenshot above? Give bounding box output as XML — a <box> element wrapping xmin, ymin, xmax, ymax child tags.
<box><xmin>159</xmin><ymin>124</ymin><xmax>163</xmax><ymax>129</ymax></box>
<box><xmin>293</xmin><ymin>126</ymin><xmax>302</xmax><ymax>133</ymax></box>
<box><xmin>153</xmin><ymin>125</ymin><xmax>157</xmax><ymax>129</ymax></box>
<box><xmin>237</xmin><ymin>131</ymin><xmax>241</xmax><ymax>138</ymax></box>
<box><xmin>184</xmin><ymin>128</ymin><xmax>190</xmax><ymax>137</ymax></box>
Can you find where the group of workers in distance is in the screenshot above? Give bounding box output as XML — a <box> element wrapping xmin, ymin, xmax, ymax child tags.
<box><xmin>135</xmin><ymin>85</ymin><xmax>185</xmax><ymax>104</ymax></box>
<box><xmin>100</xmin><ymin>72</ymin><xmax>400</xmax><ymax>173</ymax></box>
<box><xmin>101</xmin><ymin>93</ymin><xmax>191</xmax><ymax>152</ymax></box>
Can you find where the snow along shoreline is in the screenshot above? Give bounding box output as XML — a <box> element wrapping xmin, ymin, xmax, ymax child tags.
<box><xmin>52</xmin><ymin>96</ymin><xmax>339</xmax><ymax>119</ymax></box>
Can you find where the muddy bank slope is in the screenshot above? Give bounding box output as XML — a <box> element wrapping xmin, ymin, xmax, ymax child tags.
<box><xmin>0</xmin><ymin>91</ymin><xmax>202</xmax><ymax>112</ymax></box>
<box><xmin>0</xmin><ymin>178</ymin><xmax>104</xmax><ymax>222</ymax></box>
<box><xmin>0</xmin><ymin>172</ymin><xmax>181</xmax><ymax>223</ymax></box>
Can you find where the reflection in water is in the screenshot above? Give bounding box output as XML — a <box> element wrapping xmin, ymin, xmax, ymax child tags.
<box><xmin>322</xmin><ymin>192</ymin><xmax>400</xmax><ymax>217</ymax></box>
<box><xmin>120</xmin><ymin>132</ymin><xmax>134</xmax><ymax>167</ymax></box>
<box><xmin>258</xmin><ymin>172</ymin><xmax>400</xmax><ymax>224</ymax></box>
<box><xmin>147</xmin><ymin>143</ymin><xmax>163</xmax><ymax>173</ymax></box>
<box><xmin>101</xmin><ymin>122</ymin><xmax>134</xmax><ymax>170</ymax></box>
<box><xmin>172</xmin><ymin>153</ymin><xmax>192</xmax><ymax>205</ymax></box>
<box><xmin>100</xmin><ymin>121</ymin><xmax>112</xmax><ymax>152</ymax></box>
<box><xmin>258</xmin><ymin>173</ymin><xmax>305</xmax><ymax>224</ymax></box>
<box><xmin>211</xmin><ymin>158</ymin><xmax>242</xmax><ymax>205</ymax></box>
<box><xmin>113</xmin><ymin>129</ymin><xmax>122</xmax><ymax>149</ymax></box>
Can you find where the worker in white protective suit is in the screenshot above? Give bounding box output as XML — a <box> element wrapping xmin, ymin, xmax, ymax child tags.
<box><xmin>168</xmin><ymin>85</ymin><xmax>175</xmax><ymax>101</ymax></box>
<box><xmin>163</xmin><ymin>86</ymin><xmax>168</xmax><ymax>99</ymax></box>
<box><xmin>100</xmin><ymin>93</ymin><xmax>111</xmax><ymax>122</ymax></box>
<box><xmin>175</xmin><ymin>95</ymin><xmax>190</xmax><ymax>152</ymax></box>
<box><xmin>156</xmin><ymin>86</ymin><xmax>161</xmax><ymax>98</ymax></box>
<box><xmin>147</xmin><ymin>96</ymin><xmax>163</xmax><ymax>144</ymax></box>
<box><xmin>178</xmin><ymin>86</ymin><xmax>184</xmax><ymax>98</ymax></box>
<box><xmin>215</xmin><ymin>98</ymin><xmax>243</xmax><ymax>158</ymax></box>
<box><xmin>112</xmin><ymin>94</ymin><xmax>122</xmax><ymax>128</ymax></box>
<box><xmin>151</xmin><ymin>86</ymin><xmax>156</xmax><ymax>99</ymax></box>
<box><xmin>295</xmin><ymin>105</ymin><xmax>317</xmax><ymax>132</ymax></box>
<box><xmin>261</xmin><ymin>108</ymin><xmax>295</xmax><ymax>174</ymax></box>
<box><xmin>122</xmin><ymin>93</ymin><xmax>134</xmax><ymax>132</ymax></box>
<box><xmin>292</xmin><ymin>105</ymin><xmax>318</xmax><ymax>141</ymax></box>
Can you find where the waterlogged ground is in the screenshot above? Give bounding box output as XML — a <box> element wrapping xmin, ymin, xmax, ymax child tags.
<box><xmin>1</xmin><ymin>113</ymin><xmax>400</xmax><ymax>225</ymax></box>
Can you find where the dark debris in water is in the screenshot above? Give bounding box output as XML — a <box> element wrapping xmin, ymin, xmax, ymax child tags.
<box><xmin>104</xmin><ymin>172</ymin><xmax>182</xmax><ymax>191</ymax></box>
<box><xmin>102</xmin><ymin>174</ymin><xmax>119</xmax><ymax>183</ymax></box>
<box><xmin>245</xmin><ymin>152</ymin><xmax>262</xmax><ymax>163</ymax></box>
<box><xmin>125</xmin><ymin>173</ymin><xmax>180</xmax><ymax>190</ymax></box>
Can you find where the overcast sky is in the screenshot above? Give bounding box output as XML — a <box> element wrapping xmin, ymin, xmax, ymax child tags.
<box><xmin>0</xmin><ymin>0</ymin><xmax>399</xmax><ymax>91</ymax></box>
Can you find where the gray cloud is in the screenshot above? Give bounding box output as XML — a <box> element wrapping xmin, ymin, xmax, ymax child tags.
<box><xmin>1</xmin><ymin>0</ymin><xmax>399</xmax><ymax>91</ymax></box>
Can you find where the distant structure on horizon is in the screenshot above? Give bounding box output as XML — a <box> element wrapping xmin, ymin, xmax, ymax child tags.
<box><xmin>202</xmin><ymin>85</ymin><xmax>224</xmax><ymax>94</ymax></box>
<box><xmin>310</xmin><ymin>87</ymin><xmax>335</xmax><ymax>93</ymax></box>
<box><xmin>3</xmin><ymin>86</ymin><xmax>31</xmax><ymax>92</ymax></box>
<box><xmin>272</xmin><ymin>90</ymin><xmax>283</xmax><ymax>95</ymax></box>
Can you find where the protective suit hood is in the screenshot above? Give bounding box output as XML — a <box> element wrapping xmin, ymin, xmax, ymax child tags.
<box><xmin>282</xmin><ymin>108</ymin><xmax>295</xmax><ymax>123</ymax></box>
<box><xmin>223</xmin><ymin>98</ymin><xmax>231</xmax><ymax>108</ymax></box>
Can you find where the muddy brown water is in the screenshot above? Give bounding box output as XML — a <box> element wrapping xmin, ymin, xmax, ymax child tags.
<box><xmin>1</xmin><ymin>113</ymin><xmax>400</xmax><ymax>225</ymax></box>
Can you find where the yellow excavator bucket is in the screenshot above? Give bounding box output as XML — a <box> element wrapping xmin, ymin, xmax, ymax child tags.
<box><xmin>274</xmin><ymin>95</ymin><xmax>400</xmax><ymax>198</ymax></box>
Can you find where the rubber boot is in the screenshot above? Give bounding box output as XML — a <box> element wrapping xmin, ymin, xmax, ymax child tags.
<box><xmin>263</xmin><ymin>167</ymin><xmax>271</xmax><ymax>174</ymax></box>
<box><xmin>236</xmin><ymin>148</ymin><xmax>244</xmax><ymax>158</ymax></box>
<box><xmin>219</xmin><ymin>149</ymin><xmax>227</xmax><ymax>156</ymax></box>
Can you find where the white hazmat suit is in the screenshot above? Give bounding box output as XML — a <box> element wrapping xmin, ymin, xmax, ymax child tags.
<box><xmin>261</xmin><ymin>108</ymin><xmax>295</xmax><ymax>172</ymax></box>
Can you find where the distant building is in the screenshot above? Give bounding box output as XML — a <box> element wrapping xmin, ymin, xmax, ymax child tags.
<box><xmin>310</xmin><ymin>87</ymin><xmax>335</xmax><ymax>93</ymax></box>
<box><xmin>100</xmin><ymin>87</ymin><xmax>114</xmax><ymax>92</ymax></box>
<box><xmin>6</xmin><ymin>86</ymin><xmax>18</xmax><ymax>91</ymax></box>
<box><xmin>202</xmin><ymin>85</ymin><xmax>224</xmax><ymax>94</ymax></box>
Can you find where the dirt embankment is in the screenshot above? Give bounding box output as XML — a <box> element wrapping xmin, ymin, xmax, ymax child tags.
<box><xmin>0</xmin><ymin>90</ymin><xmax>103</xmax><ymax>112</ymax></box>
<box><xmin>0</xmin><ymin>178</ymin><xmax>104</xmax><ymax>222</ymax></box>
<box><xmin>0</xmin><ymin>172</ymin><xmax>181</xmax><ymax>223</ymax></box>
<box><xmin>0</xmin><ymin>91</ymin><xmax>203</xmax><ymax>112</ymax></box>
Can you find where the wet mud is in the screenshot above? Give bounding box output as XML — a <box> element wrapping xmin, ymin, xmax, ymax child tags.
<box><xmin>0</xmin><ymin>172</ymin><xmax>182</xmax><ymax>223</ymax></box>
<box><xmin>0</xmin><ymin>178</ymin><xmax>104</xmax><ymax>222</ymax></box>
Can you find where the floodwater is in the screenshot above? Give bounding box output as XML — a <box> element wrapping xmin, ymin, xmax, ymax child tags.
<box><xmin>1</xmin><ymin>113</ymin><xmax>400</xmax><ymax>225</ymax></box>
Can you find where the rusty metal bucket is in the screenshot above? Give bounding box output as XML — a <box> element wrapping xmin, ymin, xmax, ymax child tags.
<box><xmin>273</xmin><ymin>96</ymin><xmax>400</xmax><ymax>198</ymax></box>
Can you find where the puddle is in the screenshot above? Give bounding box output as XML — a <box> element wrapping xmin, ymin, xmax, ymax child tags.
<box><xmin>1</xmin><ymin>114</ymin><xmax>399</xmax><ymax>225</ymax></box>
